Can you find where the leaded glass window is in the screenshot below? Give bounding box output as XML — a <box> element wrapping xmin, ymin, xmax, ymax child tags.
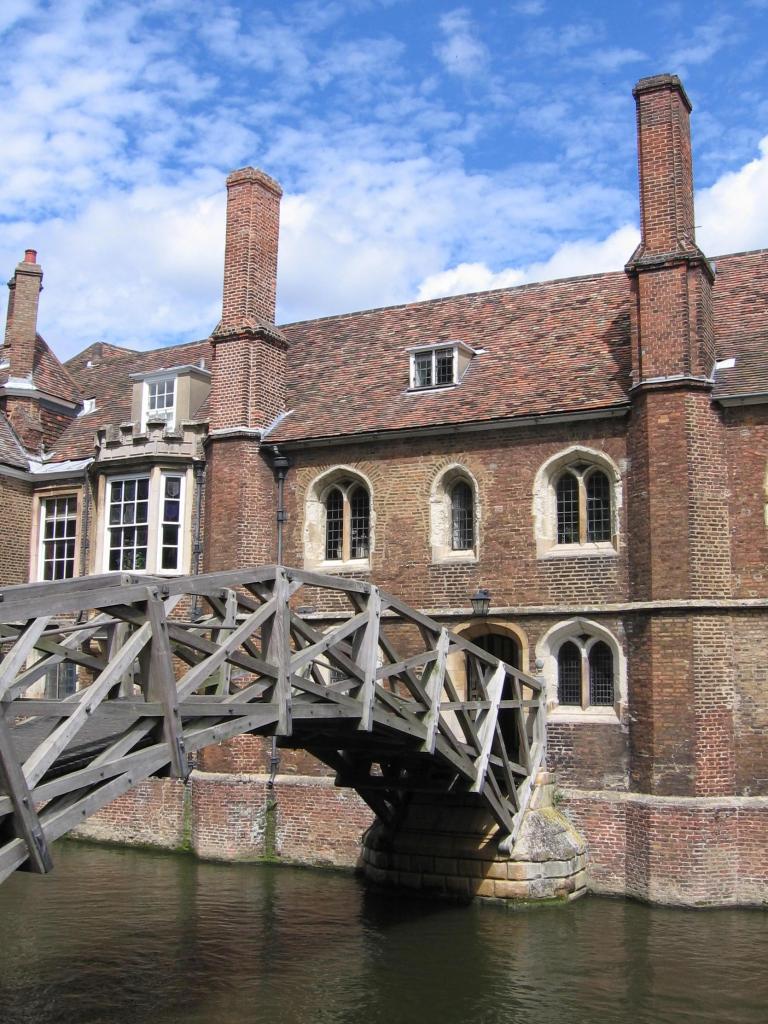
<box><xmin>325</xmin><ymin>488</ymin><xmax>344</xmax><ymax>560</ymax></box>
<box><xmin>556</xmin><ymin>472</ymin><xmax>579</xmax><ymax>544</ymax></box>
<box><xmin>586</xmin><ymin>471</ymin><xmax>611</xmax><ymax>542</ymax></box>
<box><xmin>554</xmin><ymin>464</ymin><xmax>613</xmax><ymax>546</ymax></box>
<box><xmin>324</xmin><ymin>481</ymin><xmax>371</xmax><ymax>562</ymax></box>
<box><xmin>451</xmin><ymin>481</ymin><xmax>474</xmax><ymax>550</ymax></box>
<box><xmin>589</xmin><ymin>641</ymin><xmax>614</xmax><ymax>705</ymax></box>
<box><xmin>411</xmin><ymin>347</ymin><xmax>456</xmax><ymax>389</ymax></box>
<box><xmin>556</xmin><ymin>635</ymin><xmax>616</xmax><ymax>709</ymax></box>
<box><xmin>350</xmin><ymin>487</ymin><xmax>370</xmax><ymax>559</ymax></box>
<box><xmin>557</xmin><ymin>641</ymin><xmax>581</xmax><ymax>705</ymax></box>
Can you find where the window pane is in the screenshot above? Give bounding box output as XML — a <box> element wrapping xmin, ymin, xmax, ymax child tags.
<box><xmin>435</xmin><ymin>348</ymin><xmax>454</xmax><ymax>385</ymax></box>
<box><xmin>325</xmin><ymin>488</ymin><xmax>343</xmax><ymax>560</ymax></box>
<box><xmin>586</xmin><ymin>470</ymin><xmax>612</xmax><ymax>542</ymax></box>
<box><xmin>40</xmin><ymin>495</ymin><xmax>78</xmax><ymax>581</ymax></box>
<box><xmin>414</xmin><ymin>351</ymin><xmax>433</xmax><ymax>388</ymax></box>
<box><xmin>556</xmin><ymin>472</ymin><xmax>579</xmax><ymax>544</ymax></box>
<box><xmin>589</xmin><ymin>641</ymin><xmax>614</xmax><ymax>705</ymax></box>
<box><xmin>557</xmin><ymin>641</ymin><xmax>581</xmax><ymax>705</ymax></box>
<box><xmin>350</xmin><ymin>487</ymin><xmax>370</xmax><ymax>559</ymax></box>
<box><xmin>107</xmin><ymin>477</ymin><xmax>149</xmax><ymax>574</ymax></box>
<box><xmin>451</xmin><ymin>481</ymin><xmax>474</xmax><ymax>550</ymax></box>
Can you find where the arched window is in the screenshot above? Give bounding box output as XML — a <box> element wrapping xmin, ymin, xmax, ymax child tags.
<box><xmin>556</xmin><ymin>635</ymin><xmax>615</xmax><ymax>709</ymax></box>
<box><xmin>557</xmin><ymin>641</ymin><xmax>581</xmax><ymax>705</ymax></box>
<box><xmin>555</xmin><ymin>465</ymin><xmax>612</xmax><ymax>546</ymax></box>
<box><xmin>430</xmin><ymin>466</ymin><xmax>479</xmax><ymax>562</ymax></box>
<box><xmin>323</xmin><ymin>480</ymin><xmax>370</xmax><ymax>562</ymax></box>
<box><xmin>451</xmin><ymin>480</ymin><xmax>474</xmax><ymax>551</ymax></box>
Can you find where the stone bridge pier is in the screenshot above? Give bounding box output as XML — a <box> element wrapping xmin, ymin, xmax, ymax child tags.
<box><xmin>361</xmin><ymin>770</ymin><xmax>587</xmax><ymax>902</ymax></box>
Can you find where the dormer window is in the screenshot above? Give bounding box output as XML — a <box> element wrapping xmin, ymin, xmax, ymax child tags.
<box><xmin>144</xmin><ymin>376</ymin><xmax>176</xmax><ymax>428</ymax></box>
<box><xmin>130</xmin><ymin>363</ymin><xmax>211</xmax><ymax>431</ymax></box>
<box><xmin>408</xmin><ymin>341</ymin><xmax>475</xmax><ymax>391</ymax></box>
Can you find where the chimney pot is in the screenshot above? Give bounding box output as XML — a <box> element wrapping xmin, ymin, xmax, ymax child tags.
<box><xmin>24</xmin><ymin>249</ymin><xmax>37</xmax><ymax>264</ymax></box>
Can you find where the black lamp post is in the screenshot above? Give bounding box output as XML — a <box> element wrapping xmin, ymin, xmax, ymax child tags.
<box><xmin>470</xmin><ymin>587</ymin><xmax>491</xmax><ymax>616</ymax></box>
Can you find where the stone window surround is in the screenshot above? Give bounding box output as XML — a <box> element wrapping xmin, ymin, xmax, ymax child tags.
<box><xmin>430</xmin><ymin>463</ymin><xmax>481</xmax><ymax>564</ymax></box>
<box><xmin>533</xmin><ymin>445</ymin><xmax>623</xmax><ymax>559</ymax></box>
<box><xmin>93</xmin><ymin>465</ymin><xmax>193</xmax><ymax>577</ymax></box>
<box><xmin>304</xmin><ymin>466</ymin><xmax>375</xmax><ymax>573</ymax></box>
<box><xmin>535</xmin><ymin>617</ymin><xmax>626</xmax><ymax>723</ymax></box>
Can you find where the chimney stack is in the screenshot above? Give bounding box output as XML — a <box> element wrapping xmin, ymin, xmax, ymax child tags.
<box><xmin>4</xmin><ymin>250</ymin><xmax>43</xmax><ymax>381</ymax></box>
<box><xmin>218</xmin><ymin>167</ymin><xmax>282</xmax><ymax>333</ymax></box>
<box><xmin>626</xmin><ymin>74</ymin><xmax>714</xmax><ymax>384</ymax></box>
<box><xmin>632</xmin><ymin>74</ymin><xmax>697</xmax><ymax>261</ymax></box>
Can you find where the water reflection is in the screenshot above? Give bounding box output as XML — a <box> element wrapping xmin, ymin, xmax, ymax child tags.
<box><xmin>0</xmin><ymin>843</ymin><xmax>766</xmax><ymax>1024</ymax></box>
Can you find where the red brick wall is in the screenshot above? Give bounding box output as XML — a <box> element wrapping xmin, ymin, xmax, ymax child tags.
<box><xmin>72</xmin><ymin>778</ymin><xmax>188</xmax><ymax>849</ymax></box>
<box><xmin>563</xmin><ymin>789</ymin><xmax>768</xmax><ymax>906</ymax></box>
<box><xmin>203</xmin><ymin>437</ymin><xmax>276</xmax><ymax>571</ymax></box>
<box><xmin>282</xmin><ymin>419</ymin><xmax>630</xmax><ymax>609</ymax></box>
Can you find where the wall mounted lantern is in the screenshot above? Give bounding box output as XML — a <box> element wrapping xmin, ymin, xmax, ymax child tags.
<box><xmin>470</xmin><ymin>587</ymin><xmax>491</xmax><ymax>617</ymax></box>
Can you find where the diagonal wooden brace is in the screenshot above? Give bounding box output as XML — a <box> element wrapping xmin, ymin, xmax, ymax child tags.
<box><xmin>356</xmin><ymin>586</ymin><xmax>381</xmax><ymax>732</ymax></box>
<box><xmin>420</xmin><ymin>627</ymin><xmax>449</xmax><ymax>754</ymax></box>
<box><xmin>0</xmin><ymin>714</ymin><xmax>53</xmax><ymax>873</ymax></box>
<box><xmin>146</xmin><ymin>593</ymin><xmax>188</xmax><ymax>780</ymax></box>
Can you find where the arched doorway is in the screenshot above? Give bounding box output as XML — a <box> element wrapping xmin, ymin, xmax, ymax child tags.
<box><xmin>467</xmin><ymin>632</ymin><xmax>522</xmax><ymax>761</ymax></box>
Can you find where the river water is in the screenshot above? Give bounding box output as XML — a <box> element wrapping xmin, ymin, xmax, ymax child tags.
<box><xmin>0</xmin><ymin>843</ymin><xmax>766</xmax><ymax>1024</ymax></box>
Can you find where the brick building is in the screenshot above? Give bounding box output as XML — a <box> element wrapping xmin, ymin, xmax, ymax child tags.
<box><xmin>1</xmin><ymin>74</ymin><xmax>767</xmax><ymax>905</ymax></box>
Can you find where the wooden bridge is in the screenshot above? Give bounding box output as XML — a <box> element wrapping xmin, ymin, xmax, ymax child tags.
<box><xmin>0</xmin><ymin>566</ymin><xmax>546</xmax><ymax>884</ymax></box>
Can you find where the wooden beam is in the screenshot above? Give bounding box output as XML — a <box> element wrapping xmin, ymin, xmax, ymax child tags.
<box><xmin>0</xmin><ymin>715</ymin><xmax>53</xmax><ymax>873</ymax></box>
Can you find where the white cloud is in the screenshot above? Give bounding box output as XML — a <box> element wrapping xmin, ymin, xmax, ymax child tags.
<box><xmin>434</xmin><ymin>8</ymin><xmax>488</xmax><ymax>78</ymax></box>
<box><xmin>697</xmin><ymin>135</ymin><xmax>768</xmax><ymax>256</ymax></box>
<box><xmin>511</xmin><ymin>1</ymin><xmax>546</xmax><ymax>14</ymax></box>
<box><xmin>667</xmin><ymin>14</ymin><xmax>739</xmax><ymax>68</ymax></box>
<box><xmin>416</xmin><ymin>225</ymin><xmax>640</xmax><ymax>301</ymax></box>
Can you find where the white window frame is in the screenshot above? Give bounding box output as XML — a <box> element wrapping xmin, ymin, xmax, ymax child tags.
<box><xmin>103</xmin><ymin>470</ymin><xmax>186</xmax><ymax>576</ymax></box>
<box><xmin>156</xmin><ymin>472</ymin><xmax>185</xmax><ymax>574</ymax></box>
<box><xmin>142</xmin><ymin>375</ymin><xmax>176</xmax><ymax>429</ymax></box>
<box><xmin>409</xmin><ymin>346</ymin><xmax>457</xmax><ymax>390</ymax></box>
<box><xmin>38</xmin><ymin>494</ymin><xmax>79</xmax><ymax>581</ymax></box>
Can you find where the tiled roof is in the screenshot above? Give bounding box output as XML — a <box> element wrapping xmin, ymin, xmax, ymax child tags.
<box><xmin>711</xmin><ymin>249</ymin><xmax>768</xmax><ymax>398</ymax></box>
<box><xmin>34</xmin><ymin>246</ymin><xmax>768</xmax><ymax>461</ymax></box>
<box><xmin>53</xmin><ymin>338</ymin><xmax>213</xmax><ymax>460</ymax></box>
<box><xmin>0</xmin><ymin>334</ymin><xmax>81</xmax><ymax>405</ymax></box>
<box><xmin>0</xmin><ymin>414</ymin><xmax>28</xmax><ymax>469</ymax></box>
<box><xmin>270</xmin><ymin>270</ymin><xmax>634</xmax><ymax>442</ymax></box>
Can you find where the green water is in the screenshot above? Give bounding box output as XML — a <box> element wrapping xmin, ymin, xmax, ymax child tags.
<box><xmin>0</xmin><ymin>843</ymin><xmax>766</xmax><ymax>1024</ymax></box>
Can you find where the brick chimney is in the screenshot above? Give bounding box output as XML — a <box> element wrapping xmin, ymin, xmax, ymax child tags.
<box><xmin>624</xmin><ymin>76</ymin><xmax>735</xmax><ymax>797</ymax></box>
<box><xmin>4</xmin><ymin>249</ymin><xmax>42</xmax><ymax>381</ymax></box>
<box><xmin>209</xmin><ymin>167</ymin><xmax>287</xmax><ymax>432</ymax></box>
<box><xmin>219</xmin><ymin>167</ymin><xmax>282</xmax><ymax>331</ymax></box>
<box><xmin>205</xmin><ymin>168</ymin><xmax>287</xmax><ymax>572</ymax></box>
<box><xmin>626</xmin><ymin>74</ymin><xmax>715</xmax><ymax>384</ymax></box>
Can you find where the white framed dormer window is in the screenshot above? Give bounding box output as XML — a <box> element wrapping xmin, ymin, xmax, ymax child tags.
<box><xmin>104</xmin><ymin>470</ymin><xmax>186</xmax><ymax>574</ymax></box>
<box><xmin>143</xmin><ymin>376</ymin><xmax>176</xmax><ymax>429</ymax></box>
<box><xmin>408</xmin><ymin>341</ymin><xmax>476</xmax><ymax>391</ymax></box>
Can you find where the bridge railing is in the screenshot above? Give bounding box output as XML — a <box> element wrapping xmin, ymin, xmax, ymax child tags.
<box><xmin>0</xmin><ymin>566</ymin><xmax>546</xmax><ymax>882</ymax></box>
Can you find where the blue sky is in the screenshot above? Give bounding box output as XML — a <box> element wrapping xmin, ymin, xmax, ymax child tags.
<box><xmin>1</xmin><ymin>0</ymin><xmax>767</xmax><ymax>358</ymax></box>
